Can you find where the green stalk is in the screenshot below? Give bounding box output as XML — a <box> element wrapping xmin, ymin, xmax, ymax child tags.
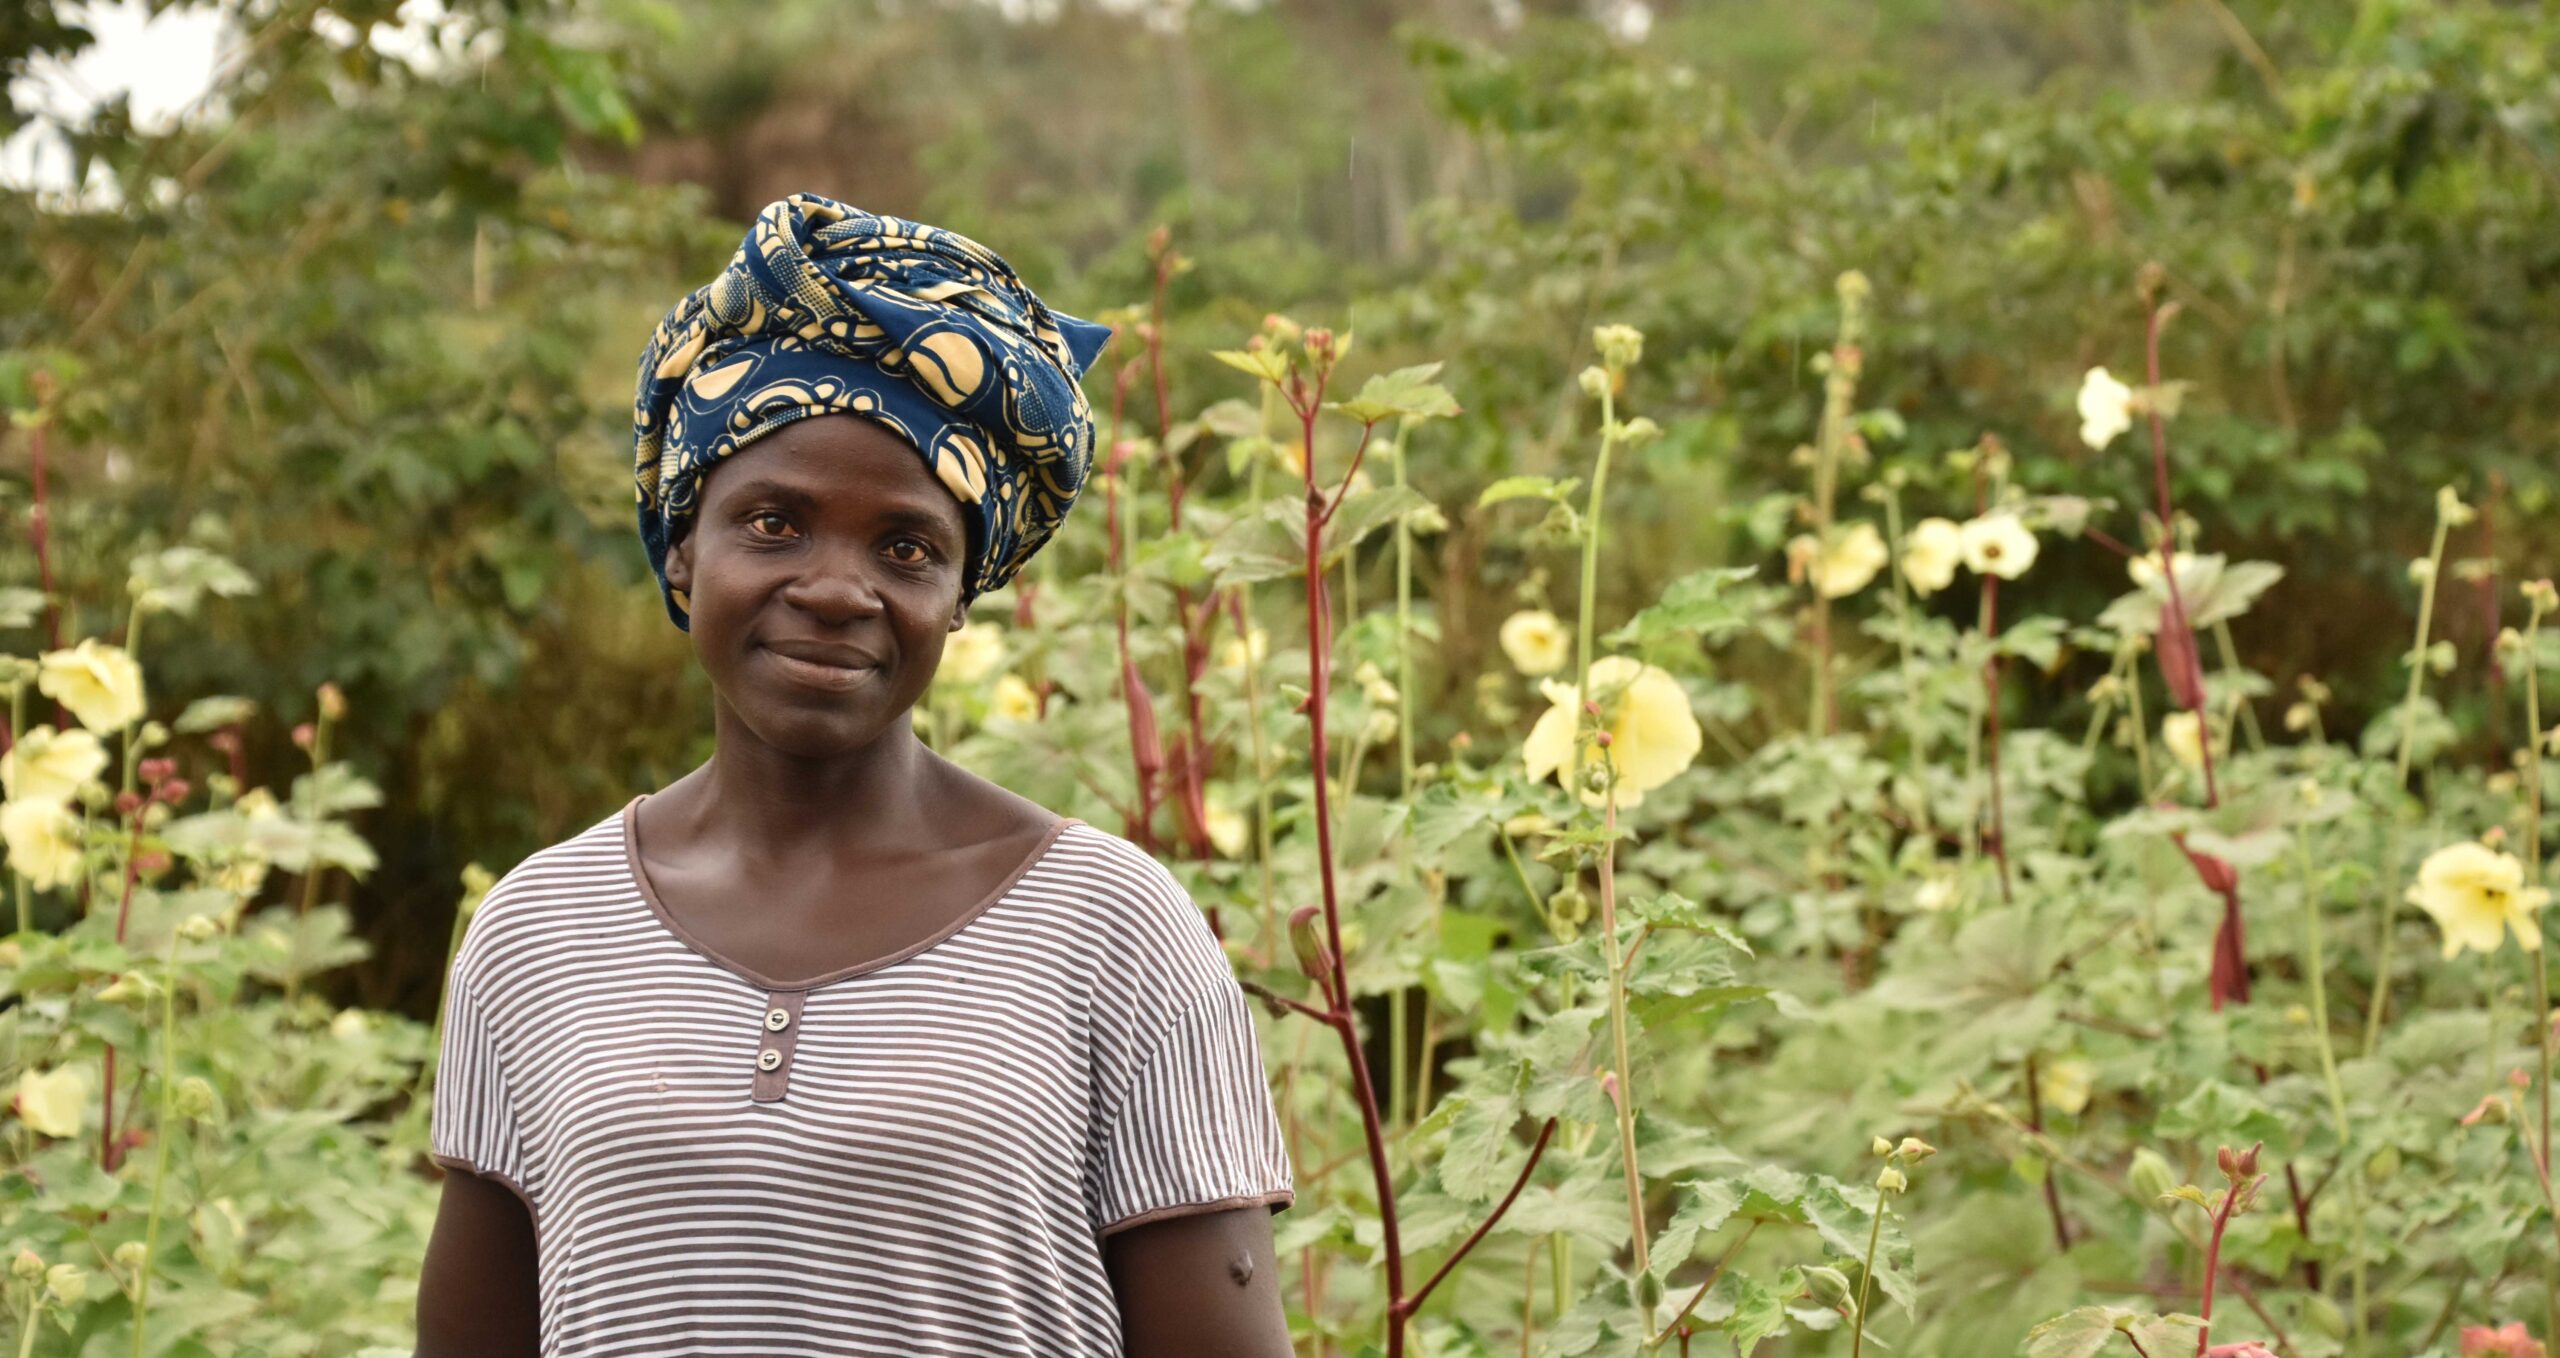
<box><xmin>129</xmin><ymin>933</ymin><xmax>179</xmax><ymax>1358</ymax></box>
<box><xmin>1392</xmin><ymin>419</ymin><xmax>1416</xmax><ymax>800</ymax></box>
<box><xmin>2295</xmin><ymin>824</ymin><xmax>2365</xmax><ymax>1356</ymax></box>
<box><xmin>9</xmin><ymin>683</ymin><xmax>26</xmax><ymax>937</ymax></box>
<box><xmin>1596</xmin><ymin>759</ymin><xmax>1650</xmax><ymax>1325</ymax></box>
<box><xmin>2518</xmin><ymin>593</ymin><xmax>2557</xmax><ymax>1336</ymax></box>
<box><xmin>1570</xmin><ymin>388</ymin><xmax>1618</xmax><ymax>792</ymax></box>
<box><xmin>2364</xmin><ymin>512</ymin><xmax>2455</xmax><ymax>1053</ymax></box>
<box><xmin>1881</xmin><ymin>488</ymin><xmax>1932</xmax><ymax>837</ymax></box>
<box><xmin>1851</xmin><ymin>1186</ymin><xmax>1886</xmax><ymax>1358</ymax></box>
<box><xmin>116</xmin><ymin>606</ymin><xmax>145</xmax><ymax>799</ymax></box>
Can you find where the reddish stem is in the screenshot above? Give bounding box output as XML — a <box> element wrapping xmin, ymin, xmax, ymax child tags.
<box><xmin>1103</xmin><ymin>365</ymin><xmax>1161</xmax><ymax>852</ymax></box>
<box><xmin>1983</xmin><ymin>573</ymin><xmax>2014</xmax><ymax>905</ymax></box>
<box><xmin>2144</xmin><ymin>297</ymin><xmax>2249</xmax><ymax>1008</ymax></box>
<box><xmin>2196</xmin><ymin>1173</ymin><xmax>2264</xmax><ymax>1355</ymax></box>
<box><xmin>97</xmin><ymin>809</ymin><xmax>147</xmax><ymax>1172</ymax></box>
<box><xmin>2023</xmin><ymin>1053</ymin><xmax>2069</xmax><ymax>1250</ymax></box>
<box><xmin>1287</xmin><ymin>363</ymin><xmax>1406</xmax><ymax>1357</ymax></box>
<box><xmin>1393</xmin><ymin>1117</ymin><xmax>1557</xmax><ymax>1321</ymax></box>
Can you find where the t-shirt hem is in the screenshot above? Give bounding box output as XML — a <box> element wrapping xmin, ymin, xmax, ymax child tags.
<box><xmin>1096</xmin><ymin>1188</ymin><xmax>1294</xmax><ymax>1240</ymax></box>
<box><xmin>431</xmin><ymin>1152</ymin><xmax>540</xmax><ymax>1231</ymax></box>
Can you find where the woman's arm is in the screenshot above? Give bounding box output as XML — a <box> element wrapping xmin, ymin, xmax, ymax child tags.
<box><xmin>1104</xmin><ymin>1204</ymin><xmax>1293</xmax><ymax>1357</ymax></box>
<box><xmin>415</xmin><ymin>1167</ymin><xmax>542</xmax><ymax>1358</ymax></box>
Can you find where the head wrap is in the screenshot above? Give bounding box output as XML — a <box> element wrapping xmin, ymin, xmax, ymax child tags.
<box><xmin>632</xmin><ymin>192</ymin><xmax>1114</xmax><ymax>629</ymax></box>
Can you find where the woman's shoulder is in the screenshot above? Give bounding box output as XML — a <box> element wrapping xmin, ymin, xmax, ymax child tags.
<box><xmin>1034</xmin><ymin>821</ymin><xmax>1236</xmax><ymax>989</ymax></box>
<box><xmin>450</xmin><ymin>801</ymin><xmax>635</xmax><ymax>982</ymax></box>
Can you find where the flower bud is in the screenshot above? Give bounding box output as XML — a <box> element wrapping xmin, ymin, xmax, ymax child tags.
<box><xmin>111</xmin><ymin>1242</ymin><xmax>145</xmax><ymax>1271</ymax></box>
<box><xmin>291</xmin><ymin>723</ymin><xmax>316</xmax><ymax>751</ymax></box>
<box><xmin>135</xmin><ymin>722</ymin><xmax>168</xmax><ymax>751</ymax></box>
<box><xmin>1598</xmin><ymin>1070</ymin><xmax>1620</xmax><ymax>1109</ymax></box>
<box><xmin>2363</xmin><ymin>1144</ymin><xmax>2401</xmax><ymax>1185</ymax></box>
<box><xmin>317</xmin><ymin>683</ymin><xmax>347</xmax><ymax>722</ymax></box>
<box><xmin>11</xmin><ymin>1249</ymin><xmax>43</xmax><ymax>1281</ymax></box>
<box><xmin>2128</xmin><ymin>1148</ymin><xmax>2178</xmax><ymax>1205</ymax></box>
<box><xmin>137</xmin><ymin>757</ymin><xmax>175</xmax><ymax>785</ymax></box>
<box><xmin>113</xmin><ymin>790</ymin><xmax>142</xmax><ymax>817</ymax></box>
<box><xmin>1576</xmin><ymin>366</ymin><xmax>1610</xmax><ymax>400</ymax></box>
<box><xmin>1895</xmin><ymin>1136</ymin><xmax>1936</xmax><ymax>1162</ymax></box>
<box><xmin>174</xmin><ymin>1077</ymin><xmax>215</xmax><ymax>1120</ymax></box>
<box><xmin>1802</xmin><ymin>1265</ymin><xmax>1855</xmax><ymax>1311</ymax></box>
<box><xmin>178</xmin><ymin>914</ymin><xmax>220</xmax><ymax>943</ymax></box>
<box><xmin>1876</xmin><ymin>1165</ymin><xmax>1908</xmax><ymax>1194</ymax></box>
<box><xmin>1636</xmin><ymin>1268</ymin><xmax>1664</xmax><ymax>1311</ymax></box>
<box><xmin>41</xmin><ymin>1262</ymin><xmax>82</xmax><ymax>1305</ymax></box>
<box><xmin>1872</xmin><ymin>1136</ymin><xmax>1894</xmax><ymax>1157</ymax></box>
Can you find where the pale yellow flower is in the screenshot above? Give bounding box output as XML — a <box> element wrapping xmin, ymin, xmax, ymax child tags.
<box><xmin>2161</xmin><ymin>711</ymin><xmax>2207</xmax><ymax>770</ymax></box>
<box><xmin>2127</xmin><ymin>550</ymin><xmax>2203</xmax><ymax>595</ymax></box>
<box><xmin>1902</xmin><ymin>518</ymin><xmax>1962</xmax><ymax>596</ymax></box>
<box><xmin>36</xmin><ymin>639</ymin><xmax>144</xmax><ymax>735</ymax></box>
<box><xmin>1354</xmin><ymin>661</ymin><xmax>1399</xmax><ymax>707</ymax></box>
<box><xmin>1797</xmin><ymin>521</ymin><xmax>1889</xmax><ymax>599</ymax></box>
<box><xmin>13</xmin><ymin>1066</ymin><xmax>87</xmax><ymax>1139</ymax></box>
<box><xmin>2406</xmin><ymin>841</ymin><xmax>2549</xmax><ymax>959</ymax></box>
<box><xmin>989</xmin><ymin>673</ymin><xmax>1040</xmax><ymax>723</ymax></box>
<box><xmin>1592</xmin><ymin>324</ymin><xmax>1645</xmax><ymax>371</ymax></box>
<box><xmin>938</xmin><ymin>622</ymin><xmax>1007</xmax><ymax>685</ymax></box>
<box><xmin>1217</xmin><ymin>627</ymin><xmax>1268</xmax><ymax>672</ymax></box>
<box><xmin>2043</xmin><ymin>1058</ymin><xmax>2094</xmax><ymax>1116</ymax></box>
<box><xmin>1959</xmin><ymin>514</ymin><xmax>2039</xmax><ymax>580</ymax></box>
<box><xmin>2077</xmin><ymin>366</ymin><xmax>2135</xmax><ymax>451</ymax></box>
<box><xmin>1</xmin><ymin>798</ymin><xmax>83</xmax><ymax>890</ymax></box>
<box><xmin>1204</xmin><ymin>795</ymin><xmax>1249</xmax><ymax>859</ymax></box>
<box><xmin>1911</xmin><ymin>877</ymin><xmax>1958</xmax><ymax>913</ymax></box>
<box><xmin>330</xmin><ymin>1009</ymin><xmax>370</xmax><ymax>1040</ymax></box>
<box><xmin>0</xmin><ymin>726</ymin><xmax>105</xmax><ymax>804</ymax></box>
<box><xmin>43</xmin><ymin>1263</ymin><xmax>84</xmax><ymax>1306</ymax></box>
<box><xmin>1498</xmin><ymin>610</ymin><xmax>1570</xmax><ymax>677</ymax></box>
<box><xmin>1521</xmin><ymin>657</ymin><xmax>1702</xmax><ymax>808</ymax></box>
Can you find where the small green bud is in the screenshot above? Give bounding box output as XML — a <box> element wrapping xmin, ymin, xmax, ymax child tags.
<box><xmin>1876</xmin><ymin>1165</ymin><xmax>1908</xmax><ymax>1194</ymax></box>
<box><xmin>1802</xmin><ymin>1265</ymin><xmax>1854</xmax><ymax>1310</ymax></box>
<box><xmin>11</xmin><ymin>1249</ymin><xmax>43</xmax><ymax>1281</ymax></box>
<box><xmin>1872</xmin><ymin>1136</ymin><xmax>1894</xmax><ymax>1157</ymax></box>
<box><xmin>2363</xmin><ymin>1145</ymin><xmax>2401</xmax><ymax>1185</ymax></box>
<box><xmin>1636</xmin><ymin>1269</ymin><xmax>1664</xmax><ymax>1311</ymax></box>
<box><xmin>42</xmin><ymin>1263</ymin><xmax>83</xmax><ymax>1306</ymax></box>
<box><xmin>2127</xmin><ymin>1148</ymin><xmax>2178</xmax><ymax>1205</ymax></box>
<box><xmin>174</xmin><ymin>1077</ymin><xmax>215</xmax><ymax>1121</ymax></box>
<box><xmin>111</xmin><ymin>1242</ymin><xmax>146</xmax><ymax>1271</ymax></box>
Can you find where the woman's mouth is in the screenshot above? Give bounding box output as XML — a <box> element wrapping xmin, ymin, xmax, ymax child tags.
<box><xmin>760</xmin><ymin>646</ymin><xmax>877</xmax><ymax>691</ymax></box>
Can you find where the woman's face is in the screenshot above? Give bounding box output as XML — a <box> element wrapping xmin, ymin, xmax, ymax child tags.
<box><xmin>663</xmin><ymin>414</ymin><xmax>971</xmax><ymax>758</ymax></box>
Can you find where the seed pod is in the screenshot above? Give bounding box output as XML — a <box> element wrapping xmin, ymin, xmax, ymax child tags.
<box><xmin>1287</xmin><ymin>906</ymin><xmax>1329</xmax><ymax>982</ymax></box>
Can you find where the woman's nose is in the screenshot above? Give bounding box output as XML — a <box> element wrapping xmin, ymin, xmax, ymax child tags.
<box><xmin>778</xmin><ymin>540</ymin><xmax>886</xmax><ymax>619</ymax></box>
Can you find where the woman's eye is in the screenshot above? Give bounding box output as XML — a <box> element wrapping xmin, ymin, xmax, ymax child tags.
<box><xmin>748</xmin><ymin>512</ymin><xmax>795</xmax><ymax>538</ymax></box>
<box><xmin>890</xmin><ymin>538</ymin><xmax>933</xmax><ymax>565</ymax></box>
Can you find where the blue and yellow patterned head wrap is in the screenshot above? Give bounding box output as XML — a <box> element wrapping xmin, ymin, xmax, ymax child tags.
<box><xmin>632</xmin><ymin>192</ymin><xmax>1114</xmax><ymax>629</ymax></box>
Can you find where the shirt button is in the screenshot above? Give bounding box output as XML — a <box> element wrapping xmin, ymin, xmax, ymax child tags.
<box><xmin>757</xmin><ymin>1048</ymin><xmax>782</xmax><ymax>1072</ymax></box>
<box><xmin>765</xmin><ymin>1007</ymin><xmax>790</xmax><ymax>1032</ymax></box>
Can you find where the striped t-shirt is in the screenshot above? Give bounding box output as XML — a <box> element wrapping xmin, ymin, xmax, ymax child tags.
<box><xmin>430</xmin><ymin>795</ymin><xmax>1296</xmax><ymax>1356</ymax></box>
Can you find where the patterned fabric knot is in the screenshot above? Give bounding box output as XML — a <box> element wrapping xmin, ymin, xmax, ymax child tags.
<box><xmin>632</xmin><ymin>192</ymin><xmax>1113</xmax><ymax>629</ymax></box>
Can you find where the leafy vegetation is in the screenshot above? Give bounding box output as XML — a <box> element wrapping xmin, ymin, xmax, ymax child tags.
<box><xmin>2</xmin><ymin>1</ymin><xmax>2556</xmax><ymax>1354</ymax></box>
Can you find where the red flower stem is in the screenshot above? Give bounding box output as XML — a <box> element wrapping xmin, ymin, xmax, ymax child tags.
<box><xmin>2143</xmin><ymin>302</ymin><xmax>2216</xmax><ymax>808</ymax></box>
<box><xmin>1982</xmin><ymin>574</ymin><xmax>2014</xmax><ymax>904</ymax></box>
<box><xmin>1103</xmin><ymin>363</ymin><xmax>1160</xmax><ymax>852</ymax></box>
<box><xmin>2023</xmin><ymin>1052</ymin><xmax>2067</xmax><ymax>1249</ymax></box>
<box><xmin>1286</xmin><ymin>364</ymin><xmax>1406</xmax><ymax>1357</ymax></box>
<box><xmin>1649</xmin><ymin>1221</ymin><xmax>1762</xmax><ymax>1346</ymax></box>
<box><xmin>1393</xmin><ymin>1117</ymin><xmax>1557</xmax><ymax>1322</ymax></box>
<box><xmin>2196</xmin><ymin>1174</ymin><xmax>2263</xmax><ymax>1355</ymax></box>
<box><xmin>98</xmin><ymin>809</ymin><xmax>147</xmax><ymax>1172</ymax></box>
<box><xmin>1143</xmin><ymin>249</ymin><xmax>1219</xmax><ymax>864</ymax></box>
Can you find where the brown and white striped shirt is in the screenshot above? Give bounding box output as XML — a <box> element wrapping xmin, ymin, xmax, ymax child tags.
<box><xmin>430</xmin><ymin>795</ymin><xmax>1295</xmax><ymax>1356</ymax></box>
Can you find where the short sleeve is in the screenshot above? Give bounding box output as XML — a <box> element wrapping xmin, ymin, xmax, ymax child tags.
<box><xmin>429</xmin><ymin>965</ymin><xmax>530</xmax><ymax>1201</ymax></box>
<box><xmin>1090</xmin><ymin>973</ymin><xmax>1296</xmax><ymax>1238</ymax></box>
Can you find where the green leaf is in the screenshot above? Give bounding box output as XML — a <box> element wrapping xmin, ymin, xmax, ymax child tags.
<box><xmin>1605</xmin><ymin>567</ymin><xmax>1773</xmax><ymax>649</ymax></box>
<box><xmin>1327</xmin><ymin>363</ymin><xmax>1459</xmax><ymax>424</ymax></box>
<box><xmin>1201</xmin><ymin>501</ymin><xmax>1303</xmax><ymax>587</ymax></box>
<box><xmin>1476</xmin><ymin>474</ymin><xmax>1579</xmax><ymax>509</ymax></box>
<box><xmin>2024</xmin><ymin>1306</ymin><xmax>2204</xmax><ymax>1358</ymax></box>
<box><xmin>1211</xmin><ymin>348</ymin><xmax>1290</xmax><ymax>384</ymax></box>
<box><xmin>1320</xmin><ymin>485</ymin><xmax>1431</xmax><ymax>571</ymax></box>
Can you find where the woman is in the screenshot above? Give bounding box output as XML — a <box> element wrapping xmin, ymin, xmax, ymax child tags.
<box><xmin>414</xmin><ymin>194</ymin><xmax>1297</xmax><ymax>1357</ymax></box>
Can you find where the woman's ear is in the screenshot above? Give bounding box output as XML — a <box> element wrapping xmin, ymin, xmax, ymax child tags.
<box><xmin>948</xmin><ymin>601</ymin><xmax>969</xmax><ymax>631</ymax></box>
<box><xmin>664</xmin><ymin>533</ymin><xmax>693</xmax><ymax>593</ymax></box>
